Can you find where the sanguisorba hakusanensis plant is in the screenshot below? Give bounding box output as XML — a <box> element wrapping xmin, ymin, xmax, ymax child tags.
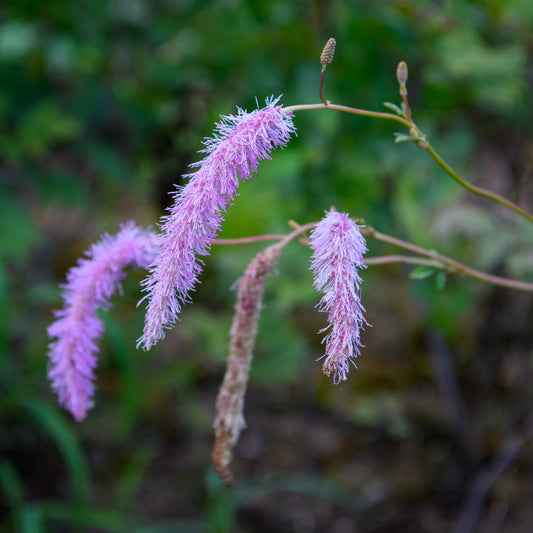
<box><xmin>47</xmin><ymin>38</ymin><xmax>533</xmax><ymax>481</ymax></box>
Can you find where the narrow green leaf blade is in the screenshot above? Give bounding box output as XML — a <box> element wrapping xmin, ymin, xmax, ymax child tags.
<box><xmin>410</xmin><ymin>265</ymin><xmax>437</xmax><ymax>280</ymax></box>
<box><xmin>382</xmin><ymin>101</ymin><xmax>403</xmax><ymax>115</ymax></box>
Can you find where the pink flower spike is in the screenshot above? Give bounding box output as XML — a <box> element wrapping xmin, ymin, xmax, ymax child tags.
<box><xmin>47</xmin><ymin>222</ymin><xmax>157</xmax><ymax>421</ymax></box>
<box><xmin>309</xmin><ymin>210</ymin><xmax>369</xmax><ymax>383</ymax></box>
<box><xmin>139</xmin><ymin>96</ymin><xmax>296</xmax><ymax>350</ymax></box>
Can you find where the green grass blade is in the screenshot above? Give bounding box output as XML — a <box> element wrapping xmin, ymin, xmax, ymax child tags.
<box><xmin>18</xmin><ymin>398</ymin><xmax>90</xmax><ymax>506</ymax></box>
<box><xmin>0</xmin><ymin>459</ymin><xmax>24</xmax><ymax>531</ymax></box>
<box><xmin>103</xmin><ymin>313</ymin><xmax>140</xmax><ymax>433</ymax></box>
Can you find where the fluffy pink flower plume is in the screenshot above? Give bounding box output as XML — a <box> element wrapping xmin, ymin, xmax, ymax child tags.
<box><xmin>139</xmin><ymin>97</ymin><xmax>296</xmax><ymax>350</ymax></box>
<box><xmin>47</xmin><ymin>222</ymin><xmax>157</xmax><ymax>421</ymax></box>
<box><xmin>309</xmin><ymin>210</ymin><xmax>369</xmax><ymax>383</ymax></box>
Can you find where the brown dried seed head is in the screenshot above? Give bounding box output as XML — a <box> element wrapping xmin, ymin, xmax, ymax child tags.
<box><xmin>320</xmin><ymin>38</ymin><xmax>336</xmax><ymax>68</ymax></box>
<box><xmin>212</xmin><ymin>243</ymin><xmax>282</xmax><ymax>486</ymax></box>
<box><xmin>396</xmin><ymin>61</ymin><xmax>408</xmax><ymax>85</ymax></box>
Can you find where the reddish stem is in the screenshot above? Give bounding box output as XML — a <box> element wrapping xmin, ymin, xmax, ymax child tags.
<box><xmin>319</xmin><ymin>68</ymin><xmax>327</xmax><ymax>106</ymax></box>
<box><xmin>212</xmin><ymin>234</ymin><xmax>286</xmax><ymax>245</ymax></box>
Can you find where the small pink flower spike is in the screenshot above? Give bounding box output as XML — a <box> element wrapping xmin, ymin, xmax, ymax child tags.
<box><xmin>309</xmin><ymin>210</ymin><xmax>369</xmax><ymax>383</ymax></box>
<box><xmin>47</xmin><ymin>222</ymin><xmax>157</xmax><ymax>421</ymax></box>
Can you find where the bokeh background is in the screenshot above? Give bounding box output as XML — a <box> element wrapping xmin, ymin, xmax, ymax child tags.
<box><xmin>1</xmin><ymin>1</ymin><xmax>533</xmax><ymax>531</ymax></box>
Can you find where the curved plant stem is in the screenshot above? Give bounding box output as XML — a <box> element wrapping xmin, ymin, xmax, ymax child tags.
<box><xmin>425</xmin><ymin>143</ymin><xmax>533</xmax><ymax>223</ymax></box>
<box><xmin>364</xmin><ymin>255</ymin><xmax>442</xmax><ymax>267</ymax></box>
<box><xmin>283</xmin><ymin>102</ymin><xmax>533</xmax><ymax>224</ymax></box>
<box><xmin>213</xmin><ymin>234</ymin><xmax>286</xmax><ymax>245</ymax></box>
<box><xmin>283</xmin><ymin>103</ymin><xmax>412</xmax><ymax>128</ymax></box>
<box><xmin>213</xmin><ymin>224</ymin><xmax>533</xmax><ymax>293</ymax></box>
<box><xmin>362</xmin><ymin>224</ymin><xmax>533</xmax><ymax>292</ymax></box>
<box><xmin>212</xmin><ymin>222</ymin><xmax>317</xmax><ymax>249</ymax></box>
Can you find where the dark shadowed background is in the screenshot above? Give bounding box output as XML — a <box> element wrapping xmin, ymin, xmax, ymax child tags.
<box><xmin>1</xmin><ymin>1</ymin><xmax>533</xmax><ymax>531</ymax></box>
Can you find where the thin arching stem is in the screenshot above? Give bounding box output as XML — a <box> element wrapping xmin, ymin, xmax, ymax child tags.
<box><xmin>361</xmin><ymin>224</ymin><xmax>533</xmax><ymax>292</ymax></box>
<box><xmin>211</xmin><ymin>222</ymin><xmax>317</xmax><ymax>249</ymax></box>
<box><xmin>364</xmin><ymin>255</ymin><xmax>442</xmax><ymax>267</ymax></box>
<box><xmin>213</xmin><ymin>234</ymin><xmax>286</xmax><ymax>245</ymax></box>
<box><xmin>283</xmin><ymin>103</ymin><xmax>412</xmax><ymax>128</ymax></box>
<box><xmin>213</xmin><ymin>224</ymin><xmax>533</xmax><ymax>293</ymax></box>
<box><xmin>282</xmin><ymin>103</ymin><xmax>533</xmax><ymax>224</ymax></box>
<box><xmin>425</xmin><ymin>143</ymin><xmax>533</xmax><ymax>223</ymax></box>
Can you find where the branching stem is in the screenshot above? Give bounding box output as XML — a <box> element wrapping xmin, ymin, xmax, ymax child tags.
<box><xmin>282</xmin><ymin>103</ymin><xmax>533</xmax><ymax>224</ymax></box>
<box><xmin>284</xmin><ymin>103</ymin><xmax>411</xmax><ymax>128</ymax></box>
<box><xmin>425</xmin><ymin>143</ymin><xmax>533</xmax><ymax>223</ymax></box>
<box><xmin>213</xmin><ymin>224</ymin><xmax>533</xmax><ymax>293</ymax></box>
<box><xmin>213</xmin><ymin>234</ymin><xmax>286</xmax><ymax>245</ymax></box>
<box><xmin>361</xmin><ymin>224</ymin><xmax>533</xmax><ymax>292</ymax></box>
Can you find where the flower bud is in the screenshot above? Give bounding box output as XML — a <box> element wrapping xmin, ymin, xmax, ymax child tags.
<box><xmin>396</xmin><ymin>61</ymin><xmax>408</xmax><ymax>86</ymax></box>
<box><xmin>320</xmin><ymin>38</ymin><xmax>336</xmax><ymax>70</ymax></box>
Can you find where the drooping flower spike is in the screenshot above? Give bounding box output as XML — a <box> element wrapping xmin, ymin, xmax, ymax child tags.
<box><xmin>212</xmin><ymin>242</ymin><xmax>283</xmax><ymax>485</ymax></box>
<box><xmin>47</xmin><ymin>222</ymin><xmax>157</xmax><ymax>421</ymax></box>
<box><xmin>309</xmin><ymin>210</ymin><xmax>369</xmax><ymax>383</ymax></box>
<box><xmin>139</xmin><ymin>97</ymin><xmax>296</xmax><ymax>350</ymax></box>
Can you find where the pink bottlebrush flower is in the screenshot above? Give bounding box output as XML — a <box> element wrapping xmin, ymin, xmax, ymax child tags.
<box><xmin>139</xmin><ymin>96</ymin><xmax>296</xmax><ymax>350</ymax></box>
<box><xmin>309</xmin><ymin>210</ymin><xmax>369</xmax><ymax>383</ymax></box>
<box><xmin>47</xmin><ymin>222</ymin><xmax>157</xmax><ymax>421</ymax></box>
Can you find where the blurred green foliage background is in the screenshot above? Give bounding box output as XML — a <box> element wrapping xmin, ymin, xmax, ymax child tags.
<box><xmin>1</xmin><ymin>0</ymin><xmax>533</xmax><ymax>531</ymax></box>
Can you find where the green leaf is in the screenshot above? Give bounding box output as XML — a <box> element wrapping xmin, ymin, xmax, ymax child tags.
<box><xmin>435</xmin><ymin>271</ymin><xmax>447</xmax><ymax>290</ymax></box>
<box><xmin>393</xmin><ymin>133</ymin><xmax>413</xmax><ymax>143</ymax></box>
<box><xmin>114</xmin><ymin>446</ymin><xmax>156</xmax><ymax>512</ymax></box>
<box><xmin>382</xmin><ymin>102</ymin><xmax>403</xmax><ymax>115</ymax></box>
<box><xmin>103</xmin><ymin>313</ymin><xmax>140</xmax><ymax>433</ymax></box>
<box><xmin>0</xmin><ymin>459</ymin><xmax>24</xmax><ymax>531</ymax></box>
<box><xmin>18</xmin><ymin>399</ymin><xmax>90</xmax><ymax>506</ymax></box>
<box><xmin>410</xmin><ymin>265</ymin><xmax>437</xmax><ymax>280</ymax></box>
<box><xmin>20</xmin><ymin>505</ymin><xmax>44</xmax><ymax>533</ymax></box>
<box><xmin>37</xmin><ymin>503</ymin><xmax>126</xmax><ymax>532</ymax></box>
